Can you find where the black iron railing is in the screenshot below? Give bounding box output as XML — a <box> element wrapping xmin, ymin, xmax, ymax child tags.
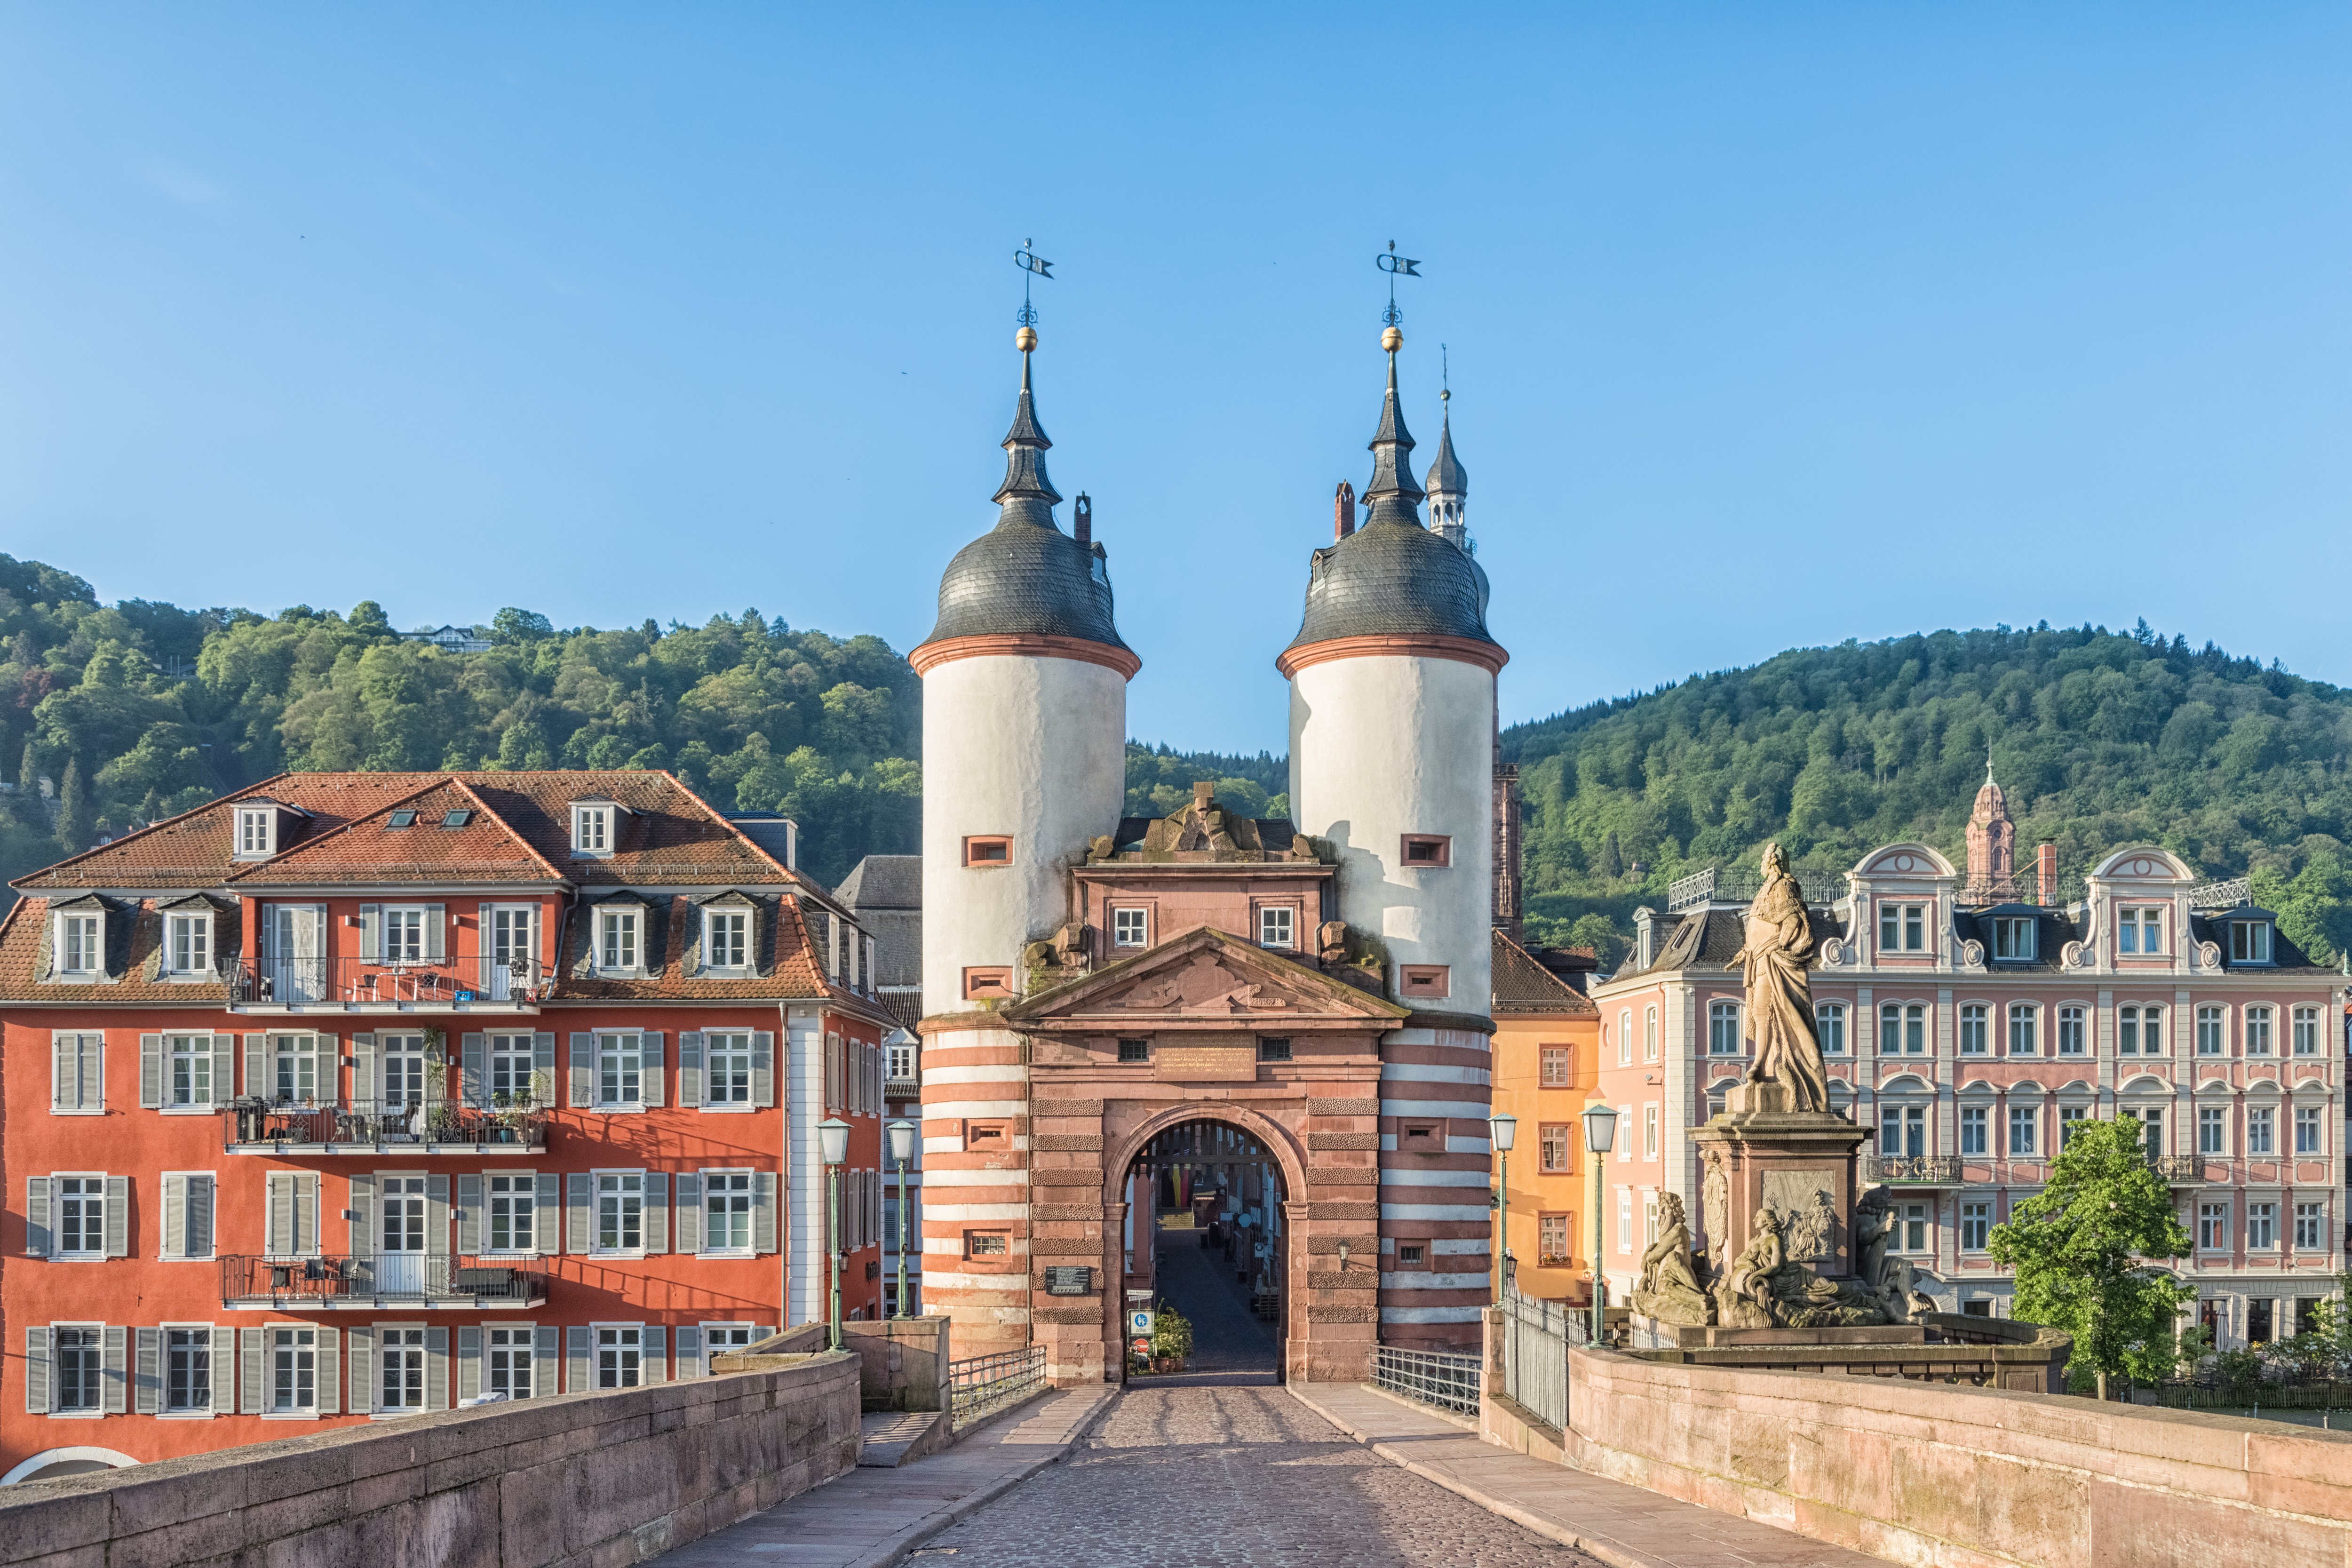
<box><xmin>1372</xmin><ymin>1345</ymin><xmax>1481</xmax><ymax>1418</ymax></box>
<box><xmin>1860</xmin><ymin>1154</ymin><xmax>1965</xmax><ymax>1184</ymax></box>
<box><xmin>2151</xmin><ymin>1154</ymin><xmax>2204</xmax><ymax>1182</ymax></box>
<box><xmin>948</xmin><ymin>1345</ymin><xmax>1046</xmax><ymax>1425</ymax></box>
<box><xmin>220</xmin><ymin>1254</ymin><xmax>548</xmax><ymax>1308</ymax></box>
<box><xmin>221</xmin><ymin>1097</ymin><xmax>549</xmax><ymax>1151</ymax></box>
<box><xmin>230</xmin><ymin>956</ymin><xmax>543</xmax><ymax>1007</ymax></box>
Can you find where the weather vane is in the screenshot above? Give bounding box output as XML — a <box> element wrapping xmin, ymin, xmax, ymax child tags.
<box><xmin>1376</xmin><ymin>239</ymin><xmax>1421</xmax><ymax>327</ymax></box>
<box><xmin>1014</xmin><ymin>238</ymin><xmax>1053</xmax><ymax>327</ymax></box>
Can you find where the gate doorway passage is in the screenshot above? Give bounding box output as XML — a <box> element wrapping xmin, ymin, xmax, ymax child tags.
<box><xmin>1122</xmin><ymin>1119</ymin><xmax>1287</xmax><ymax>1385</ymax></box>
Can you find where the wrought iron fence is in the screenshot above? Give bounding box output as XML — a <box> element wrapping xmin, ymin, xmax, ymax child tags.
<box><xmin>1371</xmin><ymin>1345</ymin><xmax>1481</xmax><ymax>1419</ymax></box>
<box><xmin>1667</xmin><ymin>864</ymin><xmax>1848</xmax><ymax>913</ymax></box>
<box><xmin>1497</xmin><ymin>1281</ymin><xmax>1571</xmax><ymax>1432</ymax></box>
<box><xmin>220</xmin><ymin>1253</ymin><xmax>548</xmax><ymax>1308</ymax></box>
<box><xmin>221</xmin><ymin>1097</ymin><xmax>549</xmax><ymax>1151</ymax></box>
<box><xmin>948</xmin><ymin>1344</ymin><xmax>1047</xmax><ymax>1425</ymax></box>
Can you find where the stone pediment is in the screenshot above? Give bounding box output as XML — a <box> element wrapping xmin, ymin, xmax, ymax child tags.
<box><xmin>1007</xmin><ymin>924</ymin><xmax>1407</xmax><ymax>1031</ymax></box>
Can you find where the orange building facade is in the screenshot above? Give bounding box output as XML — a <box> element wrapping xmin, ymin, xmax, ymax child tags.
<box><xmin>1487</xmin><ymin>931</ymin><xmax>1600</xmax><ymax>1305</ymax></box>
<box><xmin>0</xmin><ymin>769</ymin><xmax>890</xmax><ymax>1481</ymax></box>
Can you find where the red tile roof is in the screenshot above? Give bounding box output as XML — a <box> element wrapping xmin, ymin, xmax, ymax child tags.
<box><xmin>1492</xmin><ymin>929</ymin><xmax>1599</xmax><ymax>1017</ymax></box>
<box><xmin>228</xmin><ymin>779</ymin><xmax>566</xmax><ymax>885</ymax></box>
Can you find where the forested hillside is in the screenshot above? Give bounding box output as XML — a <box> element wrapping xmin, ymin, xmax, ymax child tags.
<box><xmin>6</xmin><ymin>553</ymin><xmax>2347</xmax><ymax>965</ymax></box>
<box><xmin>1506</xmin><ymin>624</ymin><xmax>2352</xmax><ymax>968</ymax></box>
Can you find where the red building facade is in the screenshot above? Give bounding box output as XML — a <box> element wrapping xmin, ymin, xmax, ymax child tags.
<box><xmin>0</xmin><ymin>769</ymin><xmax>888</xmax><ymax>1480</ymax></box>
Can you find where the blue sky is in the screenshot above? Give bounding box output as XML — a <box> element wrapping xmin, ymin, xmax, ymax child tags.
<box><xmin>2</xmin><ymin>5</ymin><xmax>2345</xmax><ymax>752</ymax></box>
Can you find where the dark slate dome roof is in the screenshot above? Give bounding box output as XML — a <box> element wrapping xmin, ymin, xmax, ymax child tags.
<box><xmin>1284</xmin><ymin>350</ymin><xmax>1500</xmax><ymax>655</ymax></box>
<box><xmin>915</xmin><ymin>350</ymin><xmax>1131</xmax><ymax>659</ymax></box>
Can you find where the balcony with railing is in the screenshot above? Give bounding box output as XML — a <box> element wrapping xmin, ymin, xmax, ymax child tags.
<box><xmin>220</xmin><ymin>1096</ymin><xmax>549</xmax><ymax>1155</ymax></box>
<box><xmin>220</xmin><ymin>1253</ymin><xmax>548</xmax><ymax>1310</ymax></box>
<box><xmin>1859</xmin><ymin>1154</ymin><xmax>1965</xmax><ymax>1186</ymax></box>
<box><xmin>1667</xmin><ymin>864</ymin><xmax>1848</xmax><ymax>913</ymax></box>
<box><xmin>228</xmin><ymin>955</ymin><xmax>544</xmax><ymax>1013</ymax></box>
<box><xmin>2151</xmin><ymin>1153</ymin><xmax>2205</xmax><ymax>1185</ymax></box>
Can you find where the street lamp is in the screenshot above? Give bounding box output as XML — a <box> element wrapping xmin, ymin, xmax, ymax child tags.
<box><xmin>1488</xmin><ymin>1113</ymin><xmax>1518</xmax><ymax>1294</ymax></box>
<box><xmin>887</xmin><ymin>1119</ymin><xmax>917</xmax><ymax>1319</ymax></box>
<box><xmin>818</xmin><ymin>1117</ymin><xmax>852</xmax><ymax>1350</ymax></box>
<box><xmin>1580</xmin><ymin>1103</ymin><xmax>1619</xmax><ymax>1347</ymax></box>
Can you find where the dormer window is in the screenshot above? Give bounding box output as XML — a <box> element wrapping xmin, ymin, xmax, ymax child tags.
<box><xmin>1992</xmin><ymin>917</ymin><xmax>2036</xmax><ymax>961</ymax></box>
<box><xmin>597</xmin><ymin>907</ymin><xmax>641</xmax><ymax>971</ymax></box>
<box><xmin>2230</xmin><ymin>920</ymin><xmax>2273</xmax><ymax>964</ymax></box>
<box><xmin>165</xmin><ymin>911</ymin><xmax>212</xmax><ymax>976</ymax></box>
<box><xmin>1257</xmin><ymin>906</ymin><xmax>1295</xmax><ymax>950</ymax></box>
<box><xmin>54</xmin><ymin>913</ymin><xmax>102</xmax><ymax>975</ymax></box>
<box><xmin>235</xmin><ymin>807</ymin><xmax>277</xmax><ymax>859</ymax></box>
<box><xmin>2119</xmin><ymin>906</ymin><xmax>2167</xmax><ymax>954</ymax></box>
<box><xmin>1878</xmin><ymin>902</ymin><xmax>1927</xmax><ymax>953</ymax></box>
<box><xmin>705</xmin><ymin>907</ymin><xmax>750</xmax><ymax>971</ymax></box>
<box><xmin>571</xmin><ymin>802</ymin><xmax>620</xmax><ymax>858</ymax></box>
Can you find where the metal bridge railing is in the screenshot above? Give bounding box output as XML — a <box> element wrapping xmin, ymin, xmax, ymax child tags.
<box><xmin>1371</xmin><ymin>1345</ymin><xmax>1481</xmax><ymax>1419</ymax></box>
<box><xmin>1498</xmin><ymin>1281</ymin><xmax>1571</xmax><ymax>1432</ymax></box>
<box><xmin>948</xmin><ymin>1344</ymin><xmax>1047</xmax><ymax>1425</ymax></box>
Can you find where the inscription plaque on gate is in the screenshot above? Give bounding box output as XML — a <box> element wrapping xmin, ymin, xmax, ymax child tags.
<box><xmin>1153</xmin><ymin>1044</ymin><xmax>1255</xmax><ymax>1082</ymax></box>
<box><xmin>1044</xmin><ymin>1266</ymin><xmax>1094</xmax><ymax>1296</ymax></box>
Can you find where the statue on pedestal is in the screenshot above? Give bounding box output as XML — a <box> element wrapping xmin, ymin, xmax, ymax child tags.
<box><xmin>1725</xmin><ymin>842</ymin><xmax>1828</xmax><ymax>1114</ymax></box>
<box><xmin>1630</xmin><ymin>1192</ymin><xmax>1714</xmax><ymax>1325</ymax></box>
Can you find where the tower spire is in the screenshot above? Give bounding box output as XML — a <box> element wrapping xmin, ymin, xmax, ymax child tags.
<box><xmin>991</xmin><ymin>326</ymin><xmax>1061</xmax><ymax>519</ymax></box>
<box><xmin>1424</xmin><ymin>369</ymin><xmax>1470</xmax><ymax>551</ymax></box>
<box><xmin>1360</xmin><ymin>326</ymin><xmax>1425</xmax><ymax>523</ymax></box>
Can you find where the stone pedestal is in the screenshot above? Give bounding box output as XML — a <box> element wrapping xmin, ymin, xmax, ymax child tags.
<box><xmin>1691</xmin><ymin>1094</ymin><xmax>1869</xmax><ymax>1283</ymax></box>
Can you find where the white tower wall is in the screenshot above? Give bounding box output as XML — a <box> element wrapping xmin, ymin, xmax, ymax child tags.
<box><xmin>920</xmin><ymin>652</ymin><xmax>1128</xmax><ymax>1017</ymax></box>
<box><xmin>1287</xmin><ymin>652</ymin><xmax>1494</xmax><ymax>1008</ymax></box>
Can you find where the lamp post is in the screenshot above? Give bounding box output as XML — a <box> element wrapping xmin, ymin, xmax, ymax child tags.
<box><xmin>818</xmin><ymin>1117</ymin><xmax>851</xmax><ymax>1350</ymax></box>
<box><xmin>1488</xmin><ymin>1113</ymin><xmax>1517</xmax><ymax>1296</ymax></box>
<box><xmin>1580</xmin><ymin>1103</ymin><xmax>1619</xmax><ymax>1347</ymax></box>
<box><xmin>886</xmin><ymin>1119</ymin><xmax>916</xmax><ymax>1318</ymax></box>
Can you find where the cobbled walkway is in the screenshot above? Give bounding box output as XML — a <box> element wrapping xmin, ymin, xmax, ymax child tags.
<box><xmin>919</xmin><ymin>1386</ymin><xmax>1596</xmax><ymax>1567</ymax></box>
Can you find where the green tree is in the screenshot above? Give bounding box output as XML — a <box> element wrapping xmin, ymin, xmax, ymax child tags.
<box><xmin>492</xmin><ymin>608</ymin><xmax>554</xmax><ymax>643</ymax></box>
<box><xmin>57</xmin><ymin>755</ymin><xmax>94</xmax><ymax>852</ymax></box>
<box><xmin>1987</xmin><ymin>1116</ymin><xmax>2195</xmax><ymax>1399</ymax></box>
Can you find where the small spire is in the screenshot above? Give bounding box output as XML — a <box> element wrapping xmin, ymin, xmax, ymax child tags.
<box><xmin>1361</xmin><ymin>327</ymin><xmax>1425</xmax><ymax>522</ymax></box>
<box><xmin>992</xmin><ymin>327</ymin><xmax>1062</xmax><ymax>513</ymax></box>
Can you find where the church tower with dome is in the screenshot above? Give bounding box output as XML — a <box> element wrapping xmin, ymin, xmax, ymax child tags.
<box><xmin>913</xmin><ymin>322</ymin><xmax>1506</xmax><ymax>1380</ymax></box>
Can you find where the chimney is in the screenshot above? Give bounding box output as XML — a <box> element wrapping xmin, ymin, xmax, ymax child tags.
<box><xmin>1334</xmin><ymin>481</ymin><xmax>1356</xmax><ymax>541</ymax></box>
<box><xmin>2036</xmin><ymin>843</ymin><xmax>2057</xmax><ymax>907</ymax></box>
<box><xmin>1073</xmin><ymin>493</ymin><xmax>1092</xmax><ymax>546</ymax></box>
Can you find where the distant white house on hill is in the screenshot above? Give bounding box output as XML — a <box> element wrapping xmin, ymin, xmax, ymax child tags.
<box><xmin>400</xmin><ymin>624</ymin><xmax>494</xmax><ymax>653</ymax></box>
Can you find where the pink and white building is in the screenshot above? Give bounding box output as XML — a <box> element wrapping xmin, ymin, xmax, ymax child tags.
<box><xmin>1590</xmin><ymin>774</ymin><xmax>2351</xmax><ymax>1348</ymax></box>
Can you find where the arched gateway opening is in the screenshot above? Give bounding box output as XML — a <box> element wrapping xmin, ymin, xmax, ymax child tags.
<box><xmin>1119</xmin><ymin>1118</ymin><xmax>1290</xmax><ymax>1384</ymax></box>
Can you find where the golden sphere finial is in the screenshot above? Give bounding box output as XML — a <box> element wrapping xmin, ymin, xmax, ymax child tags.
<box><xmin>1381</xmin><ymin>326</ymin><xmax>1402</xmax><ymax>353</ymax></box>
<box><xmin>1015</xmin><ymin>325</ymin><xmax>1037</xmax><ymax>353</ymax></box>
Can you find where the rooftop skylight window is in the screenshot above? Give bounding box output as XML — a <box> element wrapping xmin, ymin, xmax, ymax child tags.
<box><xmin>387</xmin><ymin>810</ymin><xmax>417</xmax><ymax>828</ymax></box>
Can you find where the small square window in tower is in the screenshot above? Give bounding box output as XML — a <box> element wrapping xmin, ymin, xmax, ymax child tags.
<box><xmin>1257</xmin><ymin>906</ymin><xmax>1295</xmax><ymax>950</ymax></box>
<box><xmin>1400</xmin><ymin>964</ymin><xmax>1450</xmax><ymax>999</ymax></box>
<box><xmin>961</xmin><ymin>967</ymin><xmax>1012</xmax><ymax>1000</ymax></box>
<box><xmin>1399</xmin><ymin>834</ymin><xmax>1451</xmax><ymax>868</ymax></box>
<box><xmin>962</xmin><ymin>836</ymin><xmax>1012</xmax><ymax>868</ymax></box>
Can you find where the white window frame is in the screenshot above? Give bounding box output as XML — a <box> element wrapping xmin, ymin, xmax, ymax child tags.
<box><xmin>2058</xmin><ymin>1105</ymin><xmax>2088</xmax><ymax>1147</ymax></box>
<box><xmin>53</xmin><ymin>1172</ymin><xmax>110</xmax><ymax>1260</ymax></box>
<box><xmin>53</xmin><ymin>912</ymin><xmax>103</xmax><ymax>976</ymax></box>
<box><xmin>703</xmin><ymin>907</ymin><xmax>751</xmax><ymax>971</ymax></box>
<box><xmin>595</xmin><ymin>1323</ymin><xmax>644</xmax><ymax>1388</ymax></box>
<box><xmin>2247</xmin><ymin>1202</ymin><xmax>2279</xmax><ymax>1251</ymax></box>
<box><xmin>160</xmin><ymin>1322</ymin><xmax>216</xmax><ymax>1416</ymax></box>
<box><xmin>165</xmin><ymin>1033</ymin><xmax>216</xmax><ymax>1110</ymax></box>
<box><xmin>234</xmin><ymin>807</ymin><xmax>277</xmax><ymax>859</ymax></box>
<box><xmin>2247</xmin><ymin>1105</ymin><xmax>2275</xmax><ymax>1157</ymax></box>
<box><xmin>50</xmin><ymin>1323</ymin><xmax>106</xmax><ymax>1415</ymax></box>
<box><xmin>698</xmin><ymin>1321</ymin><xmax>757</xmax><ymax>1378</ymax></box>
<box><xmin>2246</xmin><ymin>1006</ymin><xmax>2274</xmax><ymax>1057</ymax></box>
<box><xmin>164</xmin><ymin>911</ymin><xmax>213</xmax><ymax>978</ymax></box>
<box><xmin>1960</xmin><ymin>1106</ymin><xmax>1988</xmax><ymax>1156</ymax></box>
<box><xmin>1256</xmin><ymin>905</ymin><xmax>1295</xmax><ymax>951</ymax></box>
<box><xmin>2296</xmin><ymin>1104</ymin><xmax>2323</xmax><ymax>1155</ymax></box>
<box><xmin>1878</xmin><ymin>902</ymin><xmax>1927</xmax><ymax>953</ymax></box>
<box><xmin>595</xmin><ymin>1170</ymin><xmax>645</xmax><ymax>1255</ymax></box>
<box><xmin>597</xmin><ymin>908</ymin><xmax>641</xmax><ymax>974</ymax></box>
<box><xmin>1960</xmin><ymin>1201</ymin><xmax>1992</xmax><ymax>1251</ymax></box>
<box><xmin>571</xmin><ymin>804</ymin><xmax>613</xmax><ymax>858</ymax></box>
<box><xmin>1815</xmin><ymin>1002</ymin><xmax>1846</xmax><ymax>1056</ymax></box>
<box><xmin>596</xmin><ymin>1032</ymin><xmax>644</xmax><ymax>1110</ymax></box>
<box><xmin>374</xmin><ymin>1322</ymin><xmax>430</xmax><ymax>1415</ymax></box>
<box><xmin>2198</xmin><ymin>1105</ymin><xmax>2228</xmax><ymax>1156</ymax></box>
<box><xmin>2231</xmin><ymin>920</ymin><xmax>2273</xmax><ymax>964</ymax></box>
<box><xmin>1615</xmin><ymin>1189</ymin><xmax>1632</xmax><ymax>1252</ymax></box>
<box><xmin>380</xmin><ymin>905</ymin><xmax>429</xmax><ymax>966</ymax></box>
<box><xmin>2006</xmin><ymin>1002</ymin><xmax>2038</xmax><ymax>1056</ymax></box>
<box><xmin>700</xmin><ymin>1168</ymin><xmax>755</xmax><ymax>1256</ymax></box>
<box><xmin>1958</xmin><ymin>1004</ymin><xmax>1988</xmax><ymax>1057</ymax></box>
<box><xmin>1897</xmin><ymin>1201</ymin><xmax>1931</xmax><ymax>1253</ymax></box>
<box><xmin>2296</xmin><ymin>1203</ymin><xmax>2326</xmax><ymax>1251</ymax></box>
<box><xmin>1111</xmin><ymin>907</ymin><xmax>1148</xmax><ymax>949</ymax></box>
<box><xmin>1707</xmin><ymin>1002</ymin><xmax>1742</xmax><ymax>1056</ymax></box>
<box><xmin>886</xmin><ymin>1042</ymin><xmax>916</xmax><ymax>1083</ymax></box>
<box><xmin>2007</xmin><ymin>1104</ymin><xmax>2039</xmax><ymax>1157</ymax></box>
<box><xmin>2057</xmin><ymin>1004</ymin><xmax>2087</xmax><ymax>1056</ymax></box>
<box><xmin>2197</xmin><ymin>1202</ymin><xmax>2230</xmax><ymax>1252</ymax></box>
<box><xmin>2293</xmin><ymin>1007</ymin><xmax>2322</xmax><ymax>1057</ymax></box>
<box><xmin>1617</xmin><ymin>1009</ymin><xmax>1632</xmax><ymax>1067</ymax></box>
<box><xmin>1642</xmin><ymin>1105</ymin><xmax>1659</xmax><ymax>1160</ymax></box>
<box><xmin>269</xmin><ymin>1325</ymin><xmax>318</xmax><ymax>1415</ymax></box>
<box><xmin>2118</xmin><ymin>905</ymin><xmax>2166</xmax><ymax>955</ymax></box>
<box><xmin>485</xmin><ymin>1323</ymin><xmax>537</xmax><ymax>1400</ymax></box>
<box><xmin>1880</xmin><ymin>1002</ymin><xmax>1928</xmax><ymax>1055</ymax></box>
<box><xmin>487</xmin><ymin>1034</ymin><xmax>539</xmax><ymax>1107</ymax></box>
<box><xmin>1992</xmin><ymin>917</ymin><xmax>2036</xmax><ymax>961</ymax></box>
<box><xmin>2196</xmin><ymin>1005</ymin><xmax>2225</xmax><ymax>1057</ymax></box>
<box><xmin>485</xmin><ymin>1171</ymin><xmax>539</xmax><ymax>1257</ymax></box>
<box><xmin>703</xmin><ymin>1030</ymin><xmax>754</xmax><ymax>1109</ymax></box>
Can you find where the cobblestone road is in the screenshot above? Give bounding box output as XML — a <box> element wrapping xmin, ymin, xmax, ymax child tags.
<box><xmin>918</xmin><ymin>1388</ymin><xmax>1597</xmax><ymax>1568</ymax></box>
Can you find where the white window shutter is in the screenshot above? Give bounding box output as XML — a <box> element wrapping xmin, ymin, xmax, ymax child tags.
<box><xmin>641</xmin><ymin>1033</ymin><xmax>666</xmax><ymax>1106</ymax></box>
<box><xmin>675</xmin><ymin>1175</ymin><xmax>703</xmax><ymax>1255</ymax></box>
<box><xmin>347</xmin><ymin>1327</ymin><xmax>373</xmax><ymax>1416</ymax></box>
<box><xmin>677</xmin><ymin>1033</ymin><xmax>703</xmax><ymax>1109</ymax></box>
<box><xmin>536</xmin><ymin>1174</ymin><xmax>562</xmax><ymax>1251</ymax></box>
<box><xmin>188</xmin><ymin>1174</ymin><xmax>215</xmax><ymax>1259</ymax></box>
<box><xmin>161</xmin><ymin>1175</ymin><xmax>188</xmax><ymax>1261</ymax></box>
<box><xmin>566</xmin><ymin>1174</ymin><xmax>590</xmax><ymax>1253</ymax></box>
<box><xmin>314</xmin><ymin>1326</ymin><xmax>340</xmax><ymax>1414</ymax></box>
<box><xmin>106</xmin><ymin>1176</ymin><xmax>130</xmax><ymax>1258</ymax></box>
<box><xmin>675</xmin><ymin>1325</ymin><xmax>704</xmax><ymax>1380</ymax></box>
<box><xmin>568</xmin><ymin>1034</ymin><xmax>594</xmax><ymax>1107</ymax></box>
<box><xmin>426</xmin><ymin>1326</ymin><xmax>449</xmax><ymax>1409</ymax></box>
<box><xmin>533</xmin><ymin>1326</ymin><xmax>559</xmax><ymax>1399</ymax></box>
<box><xmin>425</xmin><ymin>904</ymin><xmax>447</xmax><ymax>962</ymax></box>
<box><xmin>103</xmin><ymin>1326</ymin><xmax>128</xmax><ymax>1414</ymax></box>
<box><xmin>456</xmin><ymin>1174</ymin><xmax>481</xmax><ymax>1254</ymax></box>
<box><xmin>135</xmin><ymin>1328</ymin><xmax>161</xmax><ymax>1414</ymax></box>
<box><xmin>358</xmin><ymin>905</ymin><xmax>381</xmax><ymax>962</ymax></box>
<box><xmin>349</xmin><ymin>1174</ymin><xmax>375</xmax><ymax>1257</ymax></box>
<box><xmin>140</xmin><ymin>1034</ymin><xmax>164</xmax><ymax>1109</ymax></box>
<box><xmin>295</xmin><ymin>1174</ymin><xmax>319</xmax><ymax>1257</ymax></box>
<box><xmin>754</xmin><ymin>1171</ymin><xmax>778</xmax><ymax>1254</ymax></box>
<box><xmin>461</xmin><ymin>1034</ymin><xmax>485</xmax><ymax>1106</ymax></box>
<box><xmin>642</xmin><ymin>1174</ymin><xmax>668</xmax><ymax>1254</ymax></box>
<box><xmin>566</xmin><ymin>1327</ymin><xmax>591</xmax><ymax>1393</ymax></box>
<box><xmin>457</xmin><ymin>1326</ymin><xmax>481</xmax><ymax>1404</ymax></box>
<box><xmin>352</xmin><ymin>1034</ymin><xmax>376</xmax><ymax>1108</ymax></box>
<box><xmin>240</xmin><ymin>1328</ymin><xmax>265</xmax><ymax>1415</ymax></box>
<box><xmin>244</xmin><ymin>1034</ymin><xmax>268</xmax><ymax>1101</ymax></box>
<box><xmin>50</xmin><ymin>1033</ymin><xmax>70</xmax><ymax>1111</ymax></box>
<box><xmin>24</xmin><ymin>1328</ymin><xmax>48</xmax><ymax>1413</ymax></box>
<box><xmin>210</xmin><ymin>1327</ymin><xmax>235</xmax><ymax>1415</ymax></box>
<box><xmin>641</xmin><ymin>1326</ymin><xmax>667</xmax><ymax>1385</ymax></box>
<box><xmin>209</xmin><ymin>1034</ymin><xmax>234</xmax><ymax>1107</ymax></box>
<box><xmin>751</xmin><ymin>1032</ymin><xmax>774</xmax><ymax>1108</ymax></box>
<box><xmin>26</xmin><ymin>1178</ymin><xmax>50</xmax><ymax>1257</ymax></box>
